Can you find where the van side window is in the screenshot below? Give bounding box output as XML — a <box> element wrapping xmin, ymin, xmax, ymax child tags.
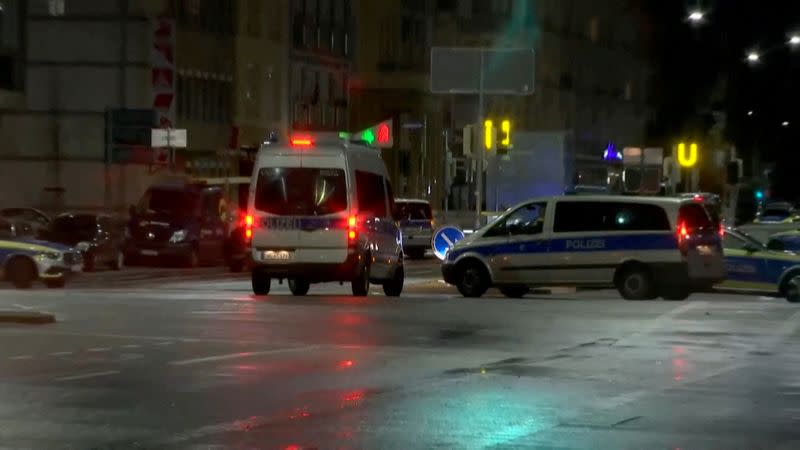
<box><xmin>355</xmin><ymin>171</ymin><xmax>388</xmax><ymax>218</ymax></box>
<box><xmin>486</xmin><ymin>202</ymin><xmax>547</xmax><ymax>237</ymax></box>
<box><xmin>554</xmin><ymin>202</ymin><xmax>671</xmax><ymax>233</ymax></box>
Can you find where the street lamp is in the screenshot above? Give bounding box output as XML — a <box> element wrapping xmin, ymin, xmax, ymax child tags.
<box><xmin>782</xmin><ymin>121</ymin><xmax>790</xmax><ymax>127</ymax></box>
<box><xmin>790</xmin><ymin>35</ymin><xmax>800</xmax><ymax>47</ymax></box>
<box><xmin>746</xmin><ymin>51</ymin><xmax>760</xmax><ymax>63</ymax></box>
<box><xmin>747</xmin><ymin>110</ymin><xmax>754</xmax><ymax>116</ymax></box>
<box><xmin>688</xmin><ymin>10</ymin><xmax>705</xmax><ymax>22</ymax></box>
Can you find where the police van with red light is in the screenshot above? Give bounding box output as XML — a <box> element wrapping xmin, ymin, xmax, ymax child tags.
<box><xmin>441</xmin><ymin>195</ymin><xmax>725</xmax><ymax>300</ymax></box>
<box><xmin>246</xmin><ymin>133</ymin><xmax>404</xmax><ymax>297</ymax></box>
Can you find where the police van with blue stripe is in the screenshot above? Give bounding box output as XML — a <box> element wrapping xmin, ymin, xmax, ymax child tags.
<box><xmin>441</xmin><ymin>195</ymin><xmax>725</xmax><ymax>300</ymax></box>
<box><xmin>246</xmin><ymin>133</ymin><xmax>404</xmax><ymax>297</ymax></box>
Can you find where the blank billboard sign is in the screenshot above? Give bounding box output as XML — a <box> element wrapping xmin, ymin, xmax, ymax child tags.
<box><xmin>430</xmin><ymin>47</ymin><xmax>534</xmax><ymax>95</ymax></box>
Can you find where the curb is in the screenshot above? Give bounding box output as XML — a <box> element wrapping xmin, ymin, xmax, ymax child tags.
<box><xmin>0</xmin><ymin>311</ymin><xmax>56</xmax><ymax>324</ymax></box>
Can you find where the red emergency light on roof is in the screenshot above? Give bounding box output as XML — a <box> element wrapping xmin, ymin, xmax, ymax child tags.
<box><xmin>290</xmin><ymin>136</ymin><xmax>313</xmax><ymax>147</ymax></box>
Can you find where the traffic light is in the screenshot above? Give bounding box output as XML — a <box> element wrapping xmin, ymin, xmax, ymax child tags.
<box><xmin>482</xmin><ymin>118</ymin><xmax>511</xmax><ymax>153</ymax></box>
<box><xmin>356</xmin><ymin>119</ymin><xmax>393</xmax><ymax>148</ymax></box>
<box><xmin>483</xmin><ymin>120</ymin><xmax>496</xmax><ymax>151</ymax></box>
<box><xmin>677</xmin><ymin>142</ymin><xmax>698</xmax><ymax>167</ymax></box>
<box><xmin>755</xmin><ymin>190</ymin><xmax>764</xmax><ymax>200</ymax></box>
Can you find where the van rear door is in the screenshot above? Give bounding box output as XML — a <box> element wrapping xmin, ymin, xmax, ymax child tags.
<box><xmin>251</xmin><ymin>153</ymin><xmax>349</xmax><ymax>264</ymax></box>
<box><xmin>678</xmin><ymin>202</ymin><xmax>725</xmax><ymax>282</ymax></box>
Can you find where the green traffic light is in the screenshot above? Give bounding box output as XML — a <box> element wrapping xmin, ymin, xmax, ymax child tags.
<box><xmin>362</xmin><ymin>129</ymin><xmax>375</xmax><ymax>144</ymax></box>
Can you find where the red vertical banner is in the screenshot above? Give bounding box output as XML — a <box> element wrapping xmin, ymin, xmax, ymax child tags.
<box><xmin>152</xmin><ymin>18</ymin><xmax>175</xmax><ymax>128</ymax></box>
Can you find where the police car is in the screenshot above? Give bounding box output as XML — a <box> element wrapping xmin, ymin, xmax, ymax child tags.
<box><xmin>0</xmin><ymin>232</ymin><xmax>82</xmax><ymax>289</ymax></box>
<box><xmin>719</xmin><ymin>228</ymin><xmax>800</xmax><ymax>302</ymax></box>
<box><xmin>441</xmin><ymin>195</ymin><xmax>725</xmax><ymax>300</ymax></box>
<box><xmin>246</xmin><ymin>133</ymin><xmax>404</xmax><ymax>297</ymax></box>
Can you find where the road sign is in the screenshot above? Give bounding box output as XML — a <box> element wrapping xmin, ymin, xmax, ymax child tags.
<box><xmin>431</xmin><ymin>226</ymin><xmax>465</xmax><ymax>260</ymax></box>
<box><xmin>151</xmin><ymin>128</ymin><xmax>187</xmax><ymax>148</ymax></box>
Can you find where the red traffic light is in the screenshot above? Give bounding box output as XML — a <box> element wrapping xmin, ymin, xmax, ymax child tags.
<box><xmin>377</xmin><ymin>123</ymin><xmax>391</xmax><ymax>145</ymax></box>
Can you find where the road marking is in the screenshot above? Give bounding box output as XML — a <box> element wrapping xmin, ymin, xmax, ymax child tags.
<box><xmin>122</xmin><ymin>344</ymin><xmax>141</xmax><ymax>349</ymax></box>
<box><xmin>10</xmin><ymin>355</ymin><xmax>33</xmax><ymax>360</ymax></box>
<box><xmin>50</xmin><ymin>351</ymin><xmax>73</xmax><ymax>357</ymax></box>
<box><xmin>55</xmin><ymin>370</ymin><xmax>120</xmax><ymax>381</ymax></box>
<box><xmin>12</xmin><ymin>304</ymin><xmax>33</xmax><ymax>310</ymax></box>
<box><xmin>169</xmin><ymin>345</ymin><xmax>319</xmax><ymax>366</ymax></box>
<box><xmin>88</xmin><ymin>347</ymin><xmax>111</xmax><ymax>352</ymax></box>
<box><xmin>155</xmin><ymin>341</ymin><xmax>173</xmax><ymax>346</ymax></box>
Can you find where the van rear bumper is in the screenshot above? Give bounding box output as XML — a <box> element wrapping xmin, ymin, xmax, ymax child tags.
<box><xmin>252</xmin><ymin>253</ymin><xmax>362</xmax><ymax>282</ymax></box>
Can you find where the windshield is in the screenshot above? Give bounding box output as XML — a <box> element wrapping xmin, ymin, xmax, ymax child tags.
<box><xmin>395</xmin><ymin>202</ymin><xmax>432</xmax><ymax>221</ymax></box>
<box><xmin>51</xmin><ymin>215</ymin><xmax>97</xmax><ymax>238</ymax></box>
<box><xmin>137</xmin><ymin>189</ymin><xmax>199</xmax><ymax>217</ymax></box>
<box><xmin>255</xmin><ymin>167</ymin><xmax>347</xmax><ymax>216</ymax></box>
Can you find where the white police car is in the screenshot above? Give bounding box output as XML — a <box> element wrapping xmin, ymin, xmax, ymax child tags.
<box><xmin>246</xmin><ymin>133</ymin><xmax>404</xmax><ymax>297</ymax></box>
<box><xmin>441</xmin><ymin>195</ymin><xmax>725</xmax><ymax>300</ymax></box>
<box><xmin>0</xmin><ymin>233</ymin><xmax>82</xmax><ymax>288</ymax></box>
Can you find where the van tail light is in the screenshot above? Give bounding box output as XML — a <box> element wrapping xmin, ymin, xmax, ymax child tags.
<box><xmin>347</xmin><ymin>215</ymin><xmax>358</xmax><ymax>244</ymax></box>
<box><xmin>245</xmin><ymin>214</ymin><xmax>254</xmax><ymax>241</ymax></box>
<box><xmin>677</xmin><ymin>221</ymin><xmax>689</xmax><ymax>255</ymax></box>
<box><xmin>719</xmin><ymin>223</ymin><xmax>725</xmax><ymax>237</ymax></box>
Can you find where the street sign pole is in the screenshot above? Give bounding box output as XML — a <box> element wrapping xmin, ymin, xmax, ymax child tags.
<box><xmin>475</xmin><ymin>50</ymin><xmax>484</xmax><ymax>229</ymax></box>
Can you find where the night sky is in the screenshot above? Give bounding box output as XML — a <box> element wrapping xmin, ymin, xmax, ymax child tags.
<box><xmin>644</xmin><ymin>0</ymin><xmax>800</xmax><ymax>198</ymax></box>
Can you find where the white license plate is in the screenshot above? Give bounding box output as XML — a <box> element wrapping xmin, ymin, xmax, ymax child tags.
<box><xmin>696</xmin><ymin>245</ymin><xmax>714</xmax><ymax>256</ymax></box>
<box><xmin>262</xmin><ymin>250</ymin><xmax>291</xmax><ymax>260</ymax></box>
<box><xmin>140</xmin><ymin>250</ymin><xmax>158</xmax><ymax>256</ymax></box>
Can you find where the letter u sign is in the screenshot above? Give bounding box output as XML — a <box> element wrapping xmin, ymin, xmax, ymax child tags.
<box><xmin>677</xmin><ymin>142</ymin><xmax>698</xmax><ymax>168</ymax></box>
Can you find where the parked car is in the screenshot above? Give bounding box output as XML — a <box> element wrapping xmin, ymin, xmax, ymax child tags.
<box><xmin>754</xmin><ymin>201</ymin><xmax>799</xmax><ymax>224</ymax></box>
<box><xmin>0</xmin><ymin>217</ymin><xmax>35</xmax><ymax>238</ymax></box>
<box><xmin>41</xmin><ymin>213</ymin><xmax>125</xmax><ymax>271</ymax></box>
<box><xmin>0</xmin><ymin>207</ymin><xmax>51</xmax><ymax>235</ymax></box>
<box><xmin>0</xmin><ymin>224</ymin><xmax>82</xmax><ymax>289</ymax></box>
<box><xmin>394</xmin><ymin>198</ymin><xmax>434</xmax><ymax>259</ymax></box>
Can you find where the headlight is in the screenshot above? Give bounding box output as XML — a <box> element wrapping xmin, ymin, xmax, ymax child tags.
<box><xmin>37</xmin><ymin>251</ymin><xmax>61</xmax><ymax>260</ymax></box>
<box><xmin>76</xmin><ymin>241</ymin><xmax>91</xmax><ymax>251</ymax></box>
<box><xmin>169</xmin><ymin>229</ymin><xmax>188</xmax><ymax>243</ymax></box>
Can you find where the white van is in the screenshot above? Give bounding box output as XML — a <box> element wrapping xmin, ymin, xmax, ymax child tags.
<box><xmin>246</xmin><ymin>134</ymin><xmax>404</xmax><ymax>297</ymax></box>
<box><xmin>441</xmin><ymin>195</ymin><xmax>725</xmax><ymax>300</ymax></box>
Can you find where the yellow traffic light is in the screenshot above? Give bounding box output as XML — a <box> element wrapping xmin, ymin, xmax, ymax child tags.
<box><xmin>483</xmin><ymin>120</ymin><xmax>493</xmax><ymax>150</ymax></box>
<box><xmin>501</xmin><ymin>120</ymin><xmax>511</xmax><ymax>146</ymax></box>
<box><xmin>677</xmin><ymin>142</ymin><xmax>698</xmax><ymax>167</ymax></box>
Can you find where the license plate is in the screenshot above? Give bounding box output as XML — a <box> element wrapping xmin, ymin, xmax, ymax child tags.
<box><xmin>696</xmin><ymin>245</ymin><xmax>714</xmax><ymax>256</ymax></box>
<box><xmin>140</xmin><ymin>250</ymin><xmax>158</xmax><ymax>256</ymax></box>
<box><xmin>262</xmin><ymin>250</ymin><xmax>291</xmax><ymax>260</ymax></box>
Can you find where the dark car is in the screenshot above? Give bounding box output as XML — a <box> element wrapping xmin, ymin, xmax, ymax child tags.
<box><xmin>125</xmin><ymin>182</ymin><xmax>227</xmax><ymax>267</ymax></box>
<box><xmin>0</xmin><ymin>217</ymin><xmax>35</xmax><ymax>238</ymax></box>
<box><xmin>41</xmin><ymin>213</ymin><xmax>125</xmax><ymax>271</ymax></box>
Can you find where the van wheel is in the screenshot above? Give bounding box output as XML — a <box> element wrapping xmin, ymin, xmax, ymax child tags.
<box><xmin>7</xmin><ymin>257</ymin><xmax>36</xmax><ymax>289</ymax></box>
<box><xmin>288</xmin><ymin>279</ymin><xmax>310</xmax><ymax>296</ymax></box>
<box><xmin>383</xmin><ymin>265</ymin><xmax>404</xmax><ymax>297</ymax></box>
<box><xmin>499</xmin><ymin>285</ymin><xmax>529</xmax><ymax>298</ymax></box>
<box><xmin>456</xmin><ymin>261</ymin><xmax>489</xmax><ymax>298</ymax></box>
<box><xmin>251</xmin><ymin>271</ymin><xmax>271</xmax><ymax>295</ymax></box>
<box><xmin>661</xmin><ymin>285</ymin><xmax>690</xmax><ymax>301</ymax></box>
<box><xmin>616</xmin><ymin>266</ymin><xmax>655</xmax><ymax>300</ymax></box>
<box><xmin>781</xmin><ymin>273</ymin><xmax>800</xmax><ymax>303</ymax></box>
<box><xmin>352</xmin><ymin>260</ymin><xmax>370</xmax><ymax>297</ymax></box>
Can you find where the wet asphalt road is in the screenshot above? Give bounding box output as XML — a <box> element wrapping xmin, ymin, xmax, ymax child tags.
<box><xmin>1</xmin><ymin>260</ymin><xmax>800</xmax><ymax>449</ymax></box>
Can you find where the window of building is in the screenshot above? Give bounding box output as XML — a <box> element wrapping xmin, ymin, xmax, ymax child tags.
<box><xmin>48</xmin><ymin>0</ymin><xmax>65</xmax><ymax>16</ymax></box>
<box><xmin>355</xmin><ymin>171</ymin><xmax>388</xmax><ymax>218</ymax></box>
<box><xmin>246</xmin><ymin>0</ymin><xmax>261</xmax><ymax>37</ymax></box>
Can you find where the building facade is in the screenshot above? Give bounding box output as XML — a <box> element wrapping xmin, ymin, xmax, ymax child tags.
<box><xmin>0</xmin><ymin>0</ymin><xmax>291</xmax><ymax>213</ymax></box>
<box><xmin>350</xmin><ymin>0</ymin><xmax>654</xmax><ymax>210</ymax></box>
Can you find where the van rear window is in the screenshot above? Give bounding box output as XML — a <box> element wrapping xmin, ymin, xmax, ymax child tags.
<box><xmin>679</xmin><ymin>203</ymin><xmax>713</xmax><ymax>231</ymax></box>
<box><xmin>554</xmin><ymin>201</ymin><xmax>671</xmax><ymax>233</ymax></box>
<box><xmin>255</xmin><ymin>167</ymin><xmax>347</xmax><ymax>216</ymax></box>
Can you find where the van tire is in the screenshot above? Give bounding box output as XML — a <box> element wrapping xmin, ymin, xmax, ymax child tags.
<box><xmin>288</xmin><ymin>279</ymin><xmax>310</xmax><ymax>296</ymax></box>
<box><xmin>780</xmin><ymin>272</ymin><xmax>800</xmax><ymax>303</ymax></box>
<box><xmin>616</xmin><ymin>265</ymin><xmax>655</xmax><ymax>300</ymax></box>
<box><xmin>251</xmin><ymin>271</ymin><xmax>271</xmax><ymax>295</ymax></box>
<box><xmin>352</xmin><ymin>261</ymin><xmax>370</xmax><ymax>297</ymax></box>
<box><xmin>456</xmin><ymin>260</ymin><xmax>489</xmax><ymax>298</ymax></box>
<box><xmin>383</xmin><ymin>265</ymin><xmax>404</xmax><ymax>297</ymax></box>
<box><xmin>499</xmin><ymin>285</ymin><xmax>530</xmax><ymax>298</ymax></box>
<box><xmin>7</xmin><ymin>257</ymin><xmax>36</xmax><ymax>289</ymax></box>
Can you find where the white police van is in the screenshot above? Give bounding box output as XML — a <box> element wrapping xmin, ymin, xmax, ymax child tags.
<box><xmin>246</xmin><ymin>133</ymin><xmax>404</xmax><ymax>297</ymax></box>
<box><xmin>441</xmin><ymin>195</ymin><xmax>725</xmax><ymax>300</ymax></box>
